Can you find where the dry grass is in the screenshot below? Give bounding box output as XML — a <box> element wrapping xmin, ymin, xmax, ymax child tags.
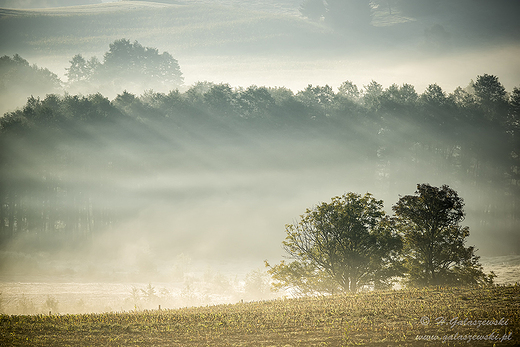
<box><xmin>1</xmin><ymin>284</ymin><xmax>518</xmax><ymax>346</ymax></box>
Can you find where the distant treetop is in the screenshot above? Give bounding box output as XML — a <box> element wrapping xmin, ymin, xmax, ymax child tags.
<box><xmin>66</xmin><ymin>39</ymin><xmax>184</xmax><ymax>91</ymax></box>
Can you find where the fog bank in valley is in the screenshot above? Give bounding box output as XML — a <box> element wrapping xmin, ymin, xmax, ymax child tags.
<box><xmin>0</xmin><ymin>0</ymin><xmax>519</xmax><ymax>314</ymax></box>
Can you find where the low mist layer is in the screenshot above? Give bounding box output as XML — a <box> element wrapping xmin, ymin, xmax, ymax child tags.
<box><xmin>1</xmin><ymin>0</ymin><xmax>519</xmax><ymax>316</ymax></box>
<box><xmin>1</xmin><ymin>76</ymin><xmax>519</xmax><ymax>286</ymax></box>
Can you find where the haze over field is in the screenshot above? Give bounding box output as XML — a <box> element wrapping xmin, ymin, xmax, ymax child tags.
<box><xmin>0</xmin><ymin>0</ymin><xmax>519</xmax><ymax>314</ymax></box>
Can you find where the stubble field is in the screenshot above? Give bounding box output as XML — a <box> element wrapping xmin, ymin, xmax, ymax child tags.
<box><xmin>1</xmin><ymin>284</ymin><xmax>518</xmax><ymax>346</ymax></box>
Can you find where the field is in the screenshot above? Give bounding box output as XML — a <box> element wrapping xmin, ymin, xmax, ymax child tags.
<box><xmin>1</xmin><ymin>2</ymin><xmax>519</xmax><ymax>346</ymax></box>
<box><xmin>0</xmin><ymin>1</ymin><xmax>330</xmax><ymax>56</ymax></box>
<box><xmin>0</xmin><ymin>0</ymin><xmax>418</xmax><ymax>62</ymax></box>
<box><xmin>2</xmin><ymin>0</ymin><xmax>519</xmax><ymax>107</ymax></box>
<box><xmin>0</xmin><ymin>285</ymin><xmax>518</xmax><ymax>346</ymax></box>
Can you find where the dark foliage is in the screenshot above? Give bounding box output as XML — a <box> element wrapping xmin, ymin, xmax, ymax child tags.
<box><xmin>0</xmin><ymin>54</ymin><xmax>62</xmax><ymax>114</ymax></box>
<box><xmin>393</xmin><ymin>184</ymin><xmax>493</xmax><ymax>287</ymax></box>
<box><xmin>267</xmin><ymin>192</ymin><xmax>403</xmax><ymax>293</ymax></box>
<box><xmin>0</xmin><ymin>75</ymin><xmax>519</xmax><ymax>257</ymax></box>
<box><xmin>66</xmin><ymin>39</ymin><xmax>183</xmax><ymax>89</ymax></box>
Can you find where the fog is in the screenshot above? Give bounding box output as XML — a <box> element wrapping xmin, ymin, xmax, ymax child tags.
<box><xmin>177</xmin><ymin>44</ymin><xmax>520</xmax><ymax>101</ymax></box>
<box><xmin>1</xmin><ymin>0</ymin><xmax>520</xmax><ymax>314</ymax></box>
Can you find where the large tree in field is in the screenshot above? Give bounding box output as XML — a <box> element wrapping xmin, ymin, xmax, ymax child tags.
<box><xmin>392</xmin><ymin>184</ymin><xmax>494</xmax><ymax>287</ymax></box>
<box><xmin>267</xmin><ymin>193</ymin><xmax>403</xmax><ymax>294</ymax></box>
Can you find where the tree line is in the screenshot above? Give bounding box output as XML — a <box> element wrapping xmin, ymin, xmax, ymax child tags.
<box><xmin>0</xmin><ymin>39</ymin><xmax>183</xmax><ymax>115</ymax></box>
<box><xmin>0</xmin><ymin>66</ymin><xmax>519</xmax><ymax>257</ymax></box>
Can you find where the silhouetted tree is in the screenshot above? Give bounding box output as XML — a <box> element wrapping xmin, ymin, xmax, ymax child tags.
<box><xmin>267</xmin><ymin>192</ymin><xmax>403</xmax><ymax>293</ymax></box>
<box><xmin>392</xmin><ymin>184</ymin><xmax>494</xmax><ymax>287</ymax></box>
<box><xmin>508</xmin><ymin>87</ymin><xmax>520</xmax><ymax>215</ymax></box>
<box><xmin>420</xmin><ymin>83</ymin><xmax>456</xmax><ymax>132</ymax></box>
<box><xmin>0</xmin><ymin>55</ymin><xmax>62</xmax><ymax>113</ymax></box>
<box><xmin>66</xmin><ymin>54</ymin><xmax>89</xmax><ymax>82</ymax></box>
<box><xmin>337</xmin><ymin>80</ymin><xmax>360</xmax><ymax>101</ymax></box>
<box><xmin>202</xmin><ymin>83</ymin><xmax>237</xmax><ymax>118</ymax></box>
<box><xmin>362</xmin><ymin>80</ymin><xmax>383</xmax><ymax>111</ymax></box>
<box><xmin>380</xmin><ymin>83</ymin><xmax>418</xmax><ymax>112</ymax></box>
<box><xmin>472</xmin><ymin>74</ymin><xmax>508</xmax><ymax>123</ymax></box>
<box><xmin>510</xmin><ymin>87</ymin><xmax>520</xmax><ymax>121</ymax></box>
<box><xmin>421</xmin><ymin>83</ymin><xmax>447</xmax><ymax>107</ymax></box>
<box><xmin>66</xmin><ymin>39</ymin><xmax>183</xmax><ymax>90</ymax></box>
<box><xmin>237</xmin><ymin>85</ymin><xmax>275</xmax><ymax>119</ymax></box>
<box><xmin>102</xmin><ymin>39</ymin><xmax>183</xmax><ymax>87</ymax></box>
<box><xmin>296</xmin><ymin>84</ymin><xmax>335</xmax><ymax>121</ymax></box>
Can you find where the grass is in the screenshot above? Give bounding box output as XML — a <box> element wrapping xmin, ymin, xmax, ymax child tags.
<box><xmin>1</xmin><ymin>285</ymin><xmax>518</xmax><ymax>346</ymax></box>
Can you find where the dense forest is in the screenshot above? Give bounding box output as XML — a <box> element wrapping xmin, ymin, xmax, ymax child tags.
<box><xmin>1</xmin><ymin>70</ymin><xmax>519</xmax><ymax>256</ymax></box>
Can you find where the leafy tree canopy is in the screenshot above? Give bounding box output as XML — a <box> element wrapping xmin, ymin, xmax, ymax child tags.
<box><xmin>1</xmin><ymin>73</ymin><xmax>519</xmax><ymax>260</ymax></box>
<box><xmin>472</xmin><ymin>73</ymin><xmax>508</xmax><ymax>122</ymax></box>
<box><xmin>66</xmin><ymin>39</ymin><xmax>183</xmax><ymax>89</ymax></box>
<box><xmin>0</xmin><ymin>54</ymin><xmax>62</xmax><ymax>115</ymax></box>
<box><xmin>392</xmin><ymin>183</ymin><xmax>495</xmax><ymax>287</ymax></box>
<box><xmin>267</xmin><ymin>192</ymin><xmax>403</xmax><ymax>294</ymax></box>
<box><xmin>1</xmin><ymin>54</ymin><xmax>61</xmax><ymax>92</ymax></box>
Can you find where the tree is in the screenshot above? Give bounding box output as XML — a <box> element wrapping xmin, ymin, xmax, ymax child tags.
<box><xmin>337</xmin><ymin>80</ymin><xmax>360</xmax><ymax>101</ymax></box>
<box><xmin>67</xmin><ymin>39</ymin><xmax>183</xmax><ymax>90</ymax></box>
<box><xmin>237</xmin><ymin>85</ymin><xmax>275</xmax><ymax>119</ymax></box>
<box><xmin>419</xmin><ymin>83</ymin><xmax>454</xmax><ymax>132</ymax></box>
<box><xmin>421</xmin><ymin>83</ymin><xmax>447</xmax><ymax>108</ymax></box>
<box><xmin>66</xmin><ymin>54</ymin><xmax>89</xmax><ymax>82</ymax></box>
<box><xmin>296</xmin><ymin>84</ymin><xmax>335</xmax><ymax>120</ymax></box>
<box><xmin>472</xmin><ymin>74</ymin><xmax>508</xmax><ymax>123</ymax></box>
<box><xmin>509</xmin><ymin>87</ymin><xmax>520</xmax><ymax>144</ymax></box>
<box><xmin>102</xmin><ymin>39</ymin><xmax>183</xmax><ymax>86</ymax></box>
<box><xmin>202</xmin><ymin>83</ymin><xmax>237</xmax><ymax>118</ymax></box>
<box><xmin>362</xmin><ymin>80</ymin><xmax>383</xmax><ymax>111</ymax></box>
<box><xmin>0</xmin><ymin>54</ymin><xmax>62</xmax><ymax>114</ymax></box>
<box><xmin>297</xmin><ymin>84</ymin><xmax>335</xmax><ymax>107</ymax></box>
<box><xmin>510</xmin><ymin>87</ymin><xmax>520</xmax><ymax>121</ymax></box>
<box><xmin>381</xmin><ymin>83</ymin><xmax>418</xmax><ymax>109</ymax></box>
<box><xmin>267</xmin><ymin>192</ymin><xmax>403</xmax><ymax>294</ymax></box>
<box><xmin>392</xmin><ymin>184</ymin><xmax>494</xmax><ymax>287</ymax></box>
<box><xmin>86</xmin><ymin>56</ymin><xmax>101</xmax><ymax>80</ymax></box>
<box><xmin>508</xmin><ymin>87</ymin><xmax>520</xmax><ymax>211</ymax></box>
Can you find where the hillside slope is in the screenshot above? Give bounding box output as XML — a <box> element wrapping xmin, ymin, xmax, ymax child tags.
<box><xmin>1</xmin><ymin>285</ymin><xmax>518</xmax><ymax>346</ymax></box>
<box><xmin>0</xmin><ymin>1</ymin><xmax>328</xmax><ymax>56</ymax></box>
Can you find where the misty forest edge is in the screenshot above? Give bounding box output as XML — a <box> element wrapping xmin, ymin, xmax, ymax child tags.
<box><xmin>1</xmin><ymin>39</ymin><xmax>519</xmax><ymax>293</ymax></box>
